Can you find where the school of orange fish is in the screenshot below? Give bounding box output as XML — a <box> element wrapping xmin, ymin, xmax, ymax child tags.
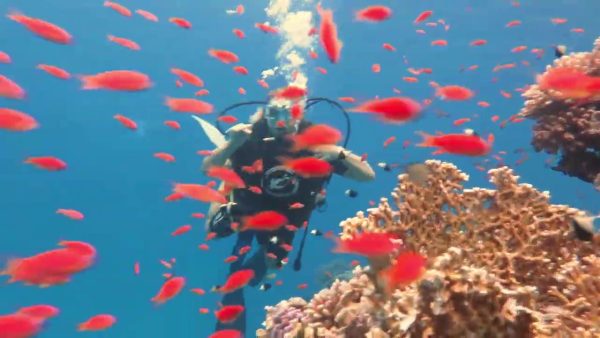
<box><xmin>1</xmin><ymin>2</ymin><xmax>598</xmax><ymax>338</ymax></box>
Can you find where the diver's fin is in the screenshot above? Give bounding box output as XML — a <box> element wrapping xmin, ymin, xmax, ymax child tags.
<box><xmin>191</xmin><ymin>116</ymin><xmax>227</xmax><ymax>148</ymax></box>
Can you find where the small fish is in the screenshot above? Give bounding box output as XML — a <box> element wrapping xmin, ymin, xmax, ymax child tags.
<box><xmin>379</xmin><ymin>251</ymin><xmax>427</xmax><ymax>294</ymax></box>
<box><xmin>135</xmin><ymin>9</ymin><xmax>158</xmax><ymax>22</ymax></box>
<box><xmin>107</xmin><ymin>35</ymin><xmax>140</xmax><ymax>50</ymax></box>
<box><xmin>279</xmin><ymin>156</ymin><xmax>333</xmax><ymax>178</ymax></box>
<box><xmin>317</xmin><ymin>4</ymin><xmax>343</xmax><ymax>63</ymax></box>
<box><xmin>0</xmin><ymin>108</ymin><xmax>38</xmax><ymax>131</ymax></box>
<box><xmin>77</xmin><ymin>314</ymin><xmax>116</xmax><ymax>331</ymax></box>
<box><xmin>333</xmin><ymin>232</ymin><xmax>401</xmax><ymax>258</ymax></box>
<box><xmin>414</xmin><ymin>10</ymin><xmax>433</xmax><ymax>24</ymax></box>
<box><xmin>37</xmin><ymin>64</ymin><xmax>70</xmax><ymax>79</ymax></box>
<box><xmin>435</xmin><ymin>85</ymin><xmax>474</xmax><ymax>101</ymax></box>
<box><xmin>0</xmin><ymin>75</ymin><xmax>26</xmax><ymax>99</ymax></box>
<box><xmin>355</xmin><ymin>5</ymin><xmax>392</xmax><ymax>22</ymax></box>
<box><xmin>241</xmin><ymin>211</ymin><xmax>288</xmax><ymax>232</ymax></box>
<box><xmin>79</xmin><ymin>70</ymin><xmax>152</xmax><ymax>91</ymax></box>
<box><xmin>165</xmin><ymin>97</ymin><xmax>213</xmax><ymax>114</ymax></box>
<box><xmin>171</xmin><ymin>224</ymin><xmax>192</xmax><ymax>236</ymax></box>
<box><xmin>151</xmin><ymin>276</ymin><xmax>185</xmax><ymax>304</ymax></box>
<box><xmin>349</xmin><ymin>97</ymin><xmax>422</xmax><ymax>124</ymax></box>
<box><xmin>8</xmin><ymin>12</ymin><xmax>72</xmax><ymax>44</ymax></box>
<box><xmin>213</xmin><ymin>269</ymin><xmax>255</xmax><ymax>294</ymax></box>
<box><xmin>208</xmin><ymin>49</ymin><xmax>239</xmax><ymax>64</ymax></box>
<box><xmin>114</xmin><ymin>114</ymin><xmax>137</xmax><ymax>130</ymax></box>
<box><xmin>170</xmin><ymin>17</ymin><xmax>192</xmax><ymax>29</ymax></box>
<box><xmin>206</xmin><ymin>166</ymin><xmax>245</xmax><ymax>189</ymax></box>
<box><xmin>25</xmin><ymin>156</ymin><xmax>67</xmax><ymax>171</ymax></box>
<box><xmin>571</xmin><ymin>213</ymin><xmax>598</xmax><ymax>241</ymax></box>
<box><xmin>344</xmin><ymin>189</ymin><xmax>358</xmax><ymax>198</ymax></box>
<box><xmin>104</xmin><ymin>1</ymin><xmax>131</xmax><ymax>16</ymax></box>
<box><xmin>416</xmin><ymin>131</ymin><xmax>493</xmax><ymax>156</ymax></box>
<box><xmin>56</xmin><ymin>209</ymin><xmax>84</xmax><ymax>220</ymax></box>
<box><xmin>171</xmin><ymin>68</ymin><xmax>204</xmax><ymax>87</ymax></box>
<box><xmin>214</xmin><ymin>305</ymin><xmax>244</xmax><ymax>324</ymax></box>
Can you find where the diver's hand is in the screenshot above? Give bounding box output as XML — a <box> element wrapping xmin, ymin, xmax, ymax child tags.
<box><xmin>311</xmin><ymin>145</ymin><xmax>345</xmax><ymax>162</ymax></box>
<box><xmin>227</xmin><ymin>123</ymin><xmax>252</xmax><ymax>147</ymax></box>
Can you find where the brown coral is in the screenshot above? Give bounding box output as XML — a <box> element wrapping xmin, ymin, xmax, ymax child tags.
<box><xmin>258</xmin><ymin>160</ymin><xmax>600</xmax><ymax>337</ymax></box>
<box><xmin>519</xmin><ymin>37</ymin><xmax>600</xmax><ymax>188</ymax></box>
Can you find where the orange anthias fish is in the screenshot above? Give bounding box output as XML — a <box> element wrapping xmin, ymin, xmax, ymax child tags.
<box><xmin>24</xmin><ymin>156</ymin><xmax>67</xmax><ymax>171</ymax></box>
<box><xmin>17</xmin><ymin>305</ymin><xmax>60</xmax><ymax>319</ymax></box>
<box><xmin>170</xmin><ymin>17</ymin><xmax>192</xmax><ymax>29</ymax></box>
<box><xmin>8</xmin><ymin>12</ymin><xmax>72</xmax><ymax>44</ymax></box>
<box><xmin>215</xmin><ymin>269</ymin><xmax>255</xmax><ymax>294</ymax></box>
<box><xmin>333</xmin><ymin>232</ymin><xmax>401</xmax><ymax>258</ymax></box>
<box><xmin>355</xmin><ymin>5</ymin><xmax>392</xmax><ymax>22</ymax></box>
<box><xmin>417</xmin><ymin>131</ymin><xmax>494</xmax><ymax>156</ymax></box>
<box><xmin>317</xmin><ymin>4</ymin><xmax>343</xmax><ymax>64</ymax></box>
<box><xmin>537</xmin><ymin>67</ymin><xmax>600</xmax><ymax>100</ymax></box>
<box><xmin>0</xmin><ymin>108</ymin><xmax>38</xmax><ymax>131</ymax></box>
<box><xmin>241</xmin><ymin>211</ymin><xmax>288</xmax><ymax>232</ymax></box>
<box><xmin>173</xmin><ymin>183</ymin><xmax>227</xmax><ymax>204</ymax></box>
<box><xmin>414</xmin><ymin>10</ymin><xmax>433</xmax><ymax>24</ymax></box>
<box><xmin>151</xmin><ymin>276</ymin><xmax>186</xmax><ymax>304</ymax></box>
<box><xmin>349</xmin><ymin>97</ymin><xmax>422</xmax><ymax>124</ymax></box>
<box><xmin>435</xmin><ymin>85</ymin><xmax>475</xmax><ymax>101</ymax></box>
<box><xmin>79</xmin><ymin>70</ymin><xmax>152</xmax><ymax>91</ymax></box>
<box><xmin>165</xmin><ymin>97</ymin><xmax>213</xmax><ymax>114</ymax></box>
<box><xmin>37</xmin><ymin>64</ymin><xmax>70</xmax><ymax>79</ymax></box>
<box><xmin>208</xmin><ymin>49</ymin><xmax>240</xmax><ymax>64</ymax></box>
<box><xmin>77</xmin><ymin>314</ymin><xmax>116</xmax><ymax>331</ymax></box>
<box><xmin>171</xmin><ymin>68</ymin><xmax>204</xmax><ymax>87</ymax></box>
<box><xmin>269</xmin><ymin>86</ymin><xmax>307</xmax><ymax>100</ymax></box>
<box><xmin>104</xmin><ymin>1</ymin><xmax>131</xmax><ymax>17</ymax></box>
<box><xmin>1</xmin><ymin>241</ymin><xmax>96</xmax><ymax>287</ymax></box>
<box><xmin>214</xmin><ymin>305</ymin><xmax>245</xmax><ymax>323</ymax></box>
<box><xmin>379</xmin><ymin>251</ymin><xmax>427</xmax><ymax>294</ymax></box>
<box><xmin>107</xmin><ymin>35</ymin><xmax>140</xmax><ymax>50</ymax></box>
<box><xmin>0</xmin><ymin>75</ymin><xmax>26</xmax><ymax>100</ymax></box>
<box><xmin>206</xmin><ymin>166</ymin><xmax>246</xmax><ymax>189</ymax></box>
<box><xmin>136</xmin><ymin>9</ymin><xmax>158</xmax><ymax>22</ymax></box>
<box><xmin>56</xmin><ymin>209</ymin><xmax>84</xmax><ymax>220</ymax></box>
<box><xmin>280</xmin><ymin>157</ymin><xmax>333</xmax><ymax>178</ymax></box>
<box><xmin>0</xmin><ymin>313</ymin><xmax>45</xmax><ymax>338</ymax></box>
<box><xmin>290</xmin><ymin>124</ymin><xmax>342</xmax><ymax>151</ymax></box>
<box><xmin>114</xmin><ymin>114</ymin><xmax>137</xmax><ymax>130</ymax></box>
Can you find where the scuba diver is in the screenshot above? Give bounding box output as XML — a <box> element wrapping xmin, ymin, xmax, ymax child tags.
<box><xmin>201</xmin><ymin>91</ymin><xmax>375</xmax><ymax>333</ymax></box>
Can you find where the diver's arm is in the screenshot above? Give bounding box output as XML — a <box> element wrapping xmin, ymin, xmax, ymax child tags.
<box><xmin>201</xmin><ymin>123</ymin><xmax>252</xmax><ymax>171</ymax></box>
<box><xmin>313</xmin><ymin>145</ymin><xmax>375</xmax><ymax>181</ymax></box>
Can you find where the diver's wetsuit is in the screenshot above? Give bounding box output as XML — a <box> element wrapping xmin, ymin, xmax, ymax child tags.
<box><xmin>210</xmin><ymin>119</ymin><xmax>348</xmax><ymax>333</ymax></box>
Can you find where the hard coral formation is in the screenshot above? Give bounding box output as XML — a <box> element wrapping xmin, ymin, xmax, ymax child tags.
<box><xmin>519</xmin><ymin>37</ymin><xmax>600</xmax><ymax>190</ymax></box>
<box><xmin>258</xmin><ymin>160</ymin><xmax>600</xmax><ymax>337</ymax></box>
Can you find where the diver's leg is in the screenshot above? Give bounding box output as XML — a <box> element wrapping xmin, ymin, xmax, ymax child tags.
<box><xmin>214</xmin><ymin>231</ymin><xmax>254</xmax><ymax>334</ymax></box>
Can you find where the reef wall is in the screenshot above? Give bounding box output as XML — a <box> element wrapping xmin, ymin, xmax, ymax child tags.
<box><xmin>257</xmin><ymin>160</ymin><xmax>600</xmax><ymax>338</ymax></box>
<box><xmin>518</xmin><ymin>37</ymin><xmax>600</xmax><ymax>191</ymax></box>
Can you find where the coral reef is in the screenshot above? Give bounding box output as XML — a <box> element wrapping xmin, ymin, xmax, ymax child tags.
<box><xmin>518</xmin><ymin>37</ymin><xmax>600</xmax><ymax>190</ymax></box>
<box><xmin>257</xmin><ymin>160</ymin><xmax>600</xmax><ymax>337</ymax></box>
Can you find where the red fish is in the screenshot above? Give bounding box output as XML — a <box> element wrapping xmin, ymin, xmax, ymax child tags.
<box><xmin>104</xmin><ymin>1</ymin><xmax>131</xmax><ymax>17</ymax></box>
<box><xmin>280</xmin><ymin>157</ymin><xmax>332</xmax><ymax>178</ymax></box>
<box><xmin>79</xmin><ymin>70</ymin><xmax>151</xmax><ymax>91</ymax></box>
<box><xmin>379</xmin><ymin>251</ymin><xmax>426</xmax><ymax>294</ymax></box>
<box><xmin>135</xmin><ymin>9</ymin><xmax>158</xmax><ymax>22</ymax></box>
<box><xmin>24</xmin><ymin>156</ymin><xmax>66</xmax><ymax>171</ymax></box>
<box><xmin>453</xmin><ymin>118</ymin><xmax>471</xmax><ymax>126</ymax></box>
<box><xmin>164</xmin><ymin>121</ymin><xmax>181</xmax><ymax>130</ymax></box>
<box><xmin>172</xmin><ymin>225</ymin><xmax>192</xmax><ymax>236</ymax></box>
<box><xmin>232</xmin><ymin>28</ymin><xmax>245</xmax><ymax>39</ymax></box>
<box><xmin>0</xmin><ymin>75</ymin><xmax>26</xmax><ymax>99</ymax></box>
<box><xmin>0</xmin><ymin>51</ymin><xmax>11</xmax><ymax>63</ymax></box>
<box><xmin>173</xmin><ymin>183</ymin><xmax>227</xmax><ymax>204</ymax></box>
<box><xmin>218</xmin><ymin>115</ymin><xmax>238</xmax><ymax>124</ymax></box>
<box><xmin>436</xmin><ymin>85</ymin><xmax>474</xmax><ymax>101</ymax></box>
<box><xmin>233</xmin><ymin>66</ymin><xmax>248</xmax><ymax>75</ymax></box>
<box><xmin>8</xmin><ymin>12</ymin><xmax>72</xmax><ymax>44</ymax></box>
<box><xmin>209</xmin><ymin>329</ymin><xmax>243</xmax><ymax>338</ymax></box>
<box><xmin>242</xmin><ymin>211</ymin><xmax>288</xmax><ymax>232</ymax></box>
<box><xmin>382</xmin><ymin>43</ymin><xmax>395</xmax><ymax>51</ymax></box>
<box><xmin>78</xmin><ymin>314</ymin><xmax>116</xmax><ymax>331</ymax></box>
<box><xmin>414</xmin><ymin>10</ymin><xmax>433</xmax><ymax>24</ymax></box>
<box><xmin>215</xmin><ymin>305</ymin><xmax>244</xmax><ymax>323</ymax></box>
<box><xmin>134</xmin><ymin>262</ymin><xmax>140</xmax><ymax>275</ymax></box>
<box><xmin>191</xmin><ymin>288</ymin><xmax>205</xmax><ymax>296</ymax></box>
<box><xmin>431</xmin><ymin>39</ymin><xmax>448</xmax><ymax>46</ymax></box>
<box><xmin>355</xmin><ymin>6</ymin><xmax>392</xmax><ymax>22</ymax></box>
<box><xmin>349</xmin><ymin>97</ymin><xmax>422</xmax><ymax>123</ymax></box>
<box><xmin>151</xmin><ymin>276</ymin><xmax>185</xmax><ymax>304</ymax></box>
<box><xmin>1</xmin><ymin>241</ymin><xmax>96</xmax><ymax>287</ymax></box>
<box><xmin>165</xmin><ymin>97</ymin><xmax>213</xmax><ymax>114</ymax></box>
<box><xmin>216</xmin><ymin>269</ymin><xmax>255</xmax><ymax>294</ymax></box>
<box><xmin>506</xmin><ymin>20</ymin><xmax>521</xmax><ymax>27</ymax></box>
<box><xmin>56</xmin><ymin>209</ymin><xmax>84</xmax><ymax>220</ymax></box>
<box><xmin>170</xmin><ymin>17</ymin><xmax>191</xmax><ymax>29</ymax></box>
<box><xmin>196</xmin><ymin>89</ymin><xmax>210</xmax><ymax>96</ymax></box>
<box><xmin>417</xmin><ymin>131</ymin><xmax>493</xmax><ymax>156</ymax></box>
<box><xmin>208</xmin><ymin>49</ymin><xmax>239</xmax><ymax>64</ymax></box>
<box><xmin>171</xmin><ymin>68</ymin><xmax>204</xmax><ymax>87</ymax></box>
<box><xmin>289</xmin><ymin>202</ymin><xmax>305</xmax><ymax>210</ymax></box>
<box><xmin>0</xmin><ymin>313</ymin><xmax>45</xmax><ymax>338</ymax></box>
<box><xmin>270</xmin><ymin>86</ymin><xmax>306</xmax><ymax>100</ymax></box>
<box><xmin>107</xmin><ymin>35</ymin><xmax>140</xmax><ymax>50</ymax></box>
<box><xmin>383</xmin><ymin>136</ymin><xmax>396</xmax><ymax>147</ymax></box>
<box><xmin>17</xmin><ymin>305</ymin><xmax>59</xmax><ymax>319</ymax></box>
<box><xmin>154</xmin><ymin>152</ymin><xmax>175</xmax><ymax>162</ymax></box>
<box><xmin>238</xmin><ymin>246</ymin><xmax>251</xmax><ymax>255</ymax></box>
<box><xmin>317</xmin><ymin>4</ymin><xmax>343</xmax><ymax>63</ymax></box>
<box><xmin>206</xmin><ymin>166</ymin><xmax>246</xmax><ymax>189</ymax></box>
<box><xmin>470</xmin><ymin>39</ymin><xmax>487</xmax><ymax>46</ymax></box>
<box><xmin>290</xmin><ymin>124</ymin><xmax>341</xmax><ymax>151</ymax></box>
<box><xmin>255</xmin><ymin>23</ymin><xmax>278</xmax><ymax>34</ymax></box>
<box><xmin>333</xmin><ymin>232</ymin><xmax>400</xmax><ymax>258</ymax></box>
<box><xmin>114</xmin><ymin>114</ymin><xmax>137</xmax><ymax>130</ymax></box>
<box><xmin>0</xmin><ymin>108</ymin><xmax>37</xmax><ymax>131</ymax></box>
<box><xmin>537</xmin><ymin>67</ymin><xmax>600</xmax><ymax>100</ymax></box>
<box><xmin>37</xmin><ymin>64</ymin><xmax>70</xmax><ymax>79</ymax></box>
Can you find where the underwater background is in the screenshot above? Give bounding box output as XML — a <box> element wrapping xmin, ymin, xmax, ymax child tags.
<box><xmin>0</xmin><ymin>0</ymin><xmax>598</xmax><ymax>337</ymax></box>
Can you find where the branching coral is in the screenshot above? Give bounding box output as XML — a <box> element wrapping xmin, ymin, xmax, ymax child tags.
<box><xmin>519</xmin><ymin>37</ymin><xmax>600</xmax><ymax>189</ymax></box>
<box><xmin>258</xmin><ymin>160</ymin><xmax>600</xmax><ymax>337</ymax></box>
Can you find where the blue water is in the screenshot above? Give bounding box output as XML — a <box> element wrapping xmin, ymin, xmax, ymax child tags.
<box><xmin>1</xmin><ymin>0</ymin><xmax>598</xmax><ymax>337</ymax></box>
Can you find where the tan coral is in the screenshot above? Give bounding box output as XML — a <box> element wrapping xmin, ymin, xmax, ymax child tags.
<box><xmin>260</xmin><ymin>160</ymin><xmax>600</xmax><ymax>337</ymax></box>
